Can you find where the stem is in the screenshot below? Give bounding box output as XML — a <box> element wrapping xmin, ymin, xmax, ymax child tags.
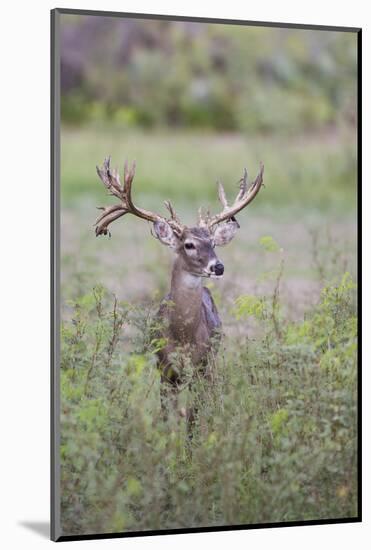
<box><xmin>271</xmin><ymin>256</ymin><xmax>284</xmax><ymax>340</ymax></box>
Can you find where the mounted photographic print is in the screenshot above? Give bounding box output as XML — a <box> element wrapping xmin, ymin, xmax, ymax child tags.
<box><xmin>51</xmin><ymin>8</ymin><xmax>361</xmax><ymax>542</ymax></box>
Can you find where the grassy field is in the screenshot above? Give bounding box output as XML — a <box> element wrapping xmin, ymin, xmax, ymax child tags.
<box><xmin>60</xmin><ymin>125</ymin><xmax>358</xmax><ymax>536</ymax></box>
<box><xmin>61</xmin><ymin>125</ymin><xmax>357</xmax><ymax>319</ymax></box>
<box><xmin>61</xmin><ymin>124</ymin><xmax>357</xmax><ymax>211</ymax></box>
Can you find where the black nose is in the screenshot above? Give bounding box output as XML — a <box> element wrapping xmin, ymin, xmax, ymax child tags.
<box><xmin>213</xmin><ymin>262</ymin><xmax>224</xmax><ymax>276</ymax></box>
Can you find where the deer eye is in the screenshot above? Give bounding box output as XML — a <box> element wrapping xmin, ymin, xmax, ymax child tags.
<box><xmin>184</xmin><ymin>242</ymin><xmax>195</xmax><ymax>250</ymax></box>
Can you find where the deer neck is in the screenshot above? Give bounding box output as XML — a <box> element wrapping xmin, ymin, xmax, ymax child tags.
<box><xmin>169</xmin><ymin>256</ymin><xmax>203</xmax><ymax>342</ymax></box>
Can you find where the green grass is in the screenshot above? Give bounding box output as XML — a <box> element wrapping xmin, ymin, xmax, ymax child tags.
<box><xmin>61</xmin><ymin>125</ymin><xmax>357</xmax><ymax>218</ymax></box>
<box><xmin>60</xmin><ymin>273</ymin><xmax>357</xmax><ymax>535</ymax></box>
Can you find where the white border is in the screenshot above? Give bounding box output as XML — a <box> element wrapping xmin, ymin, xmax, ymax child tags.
<box><xmin>0</xmin><ymin>1</ymin><xmax>368</xmax><ymax>548</ymax></box>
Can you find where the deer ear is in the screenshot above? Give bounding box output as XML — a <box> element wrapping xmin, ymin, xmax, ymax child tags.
<box><xmin>152</xmin><ymin>220</ymin><xmax>179</xmax><ymax>248</ymax></box>
<box><xmin>213</xmin><ymin>220</ymin><xmax>239</xmax><ymax>246</ymax></box>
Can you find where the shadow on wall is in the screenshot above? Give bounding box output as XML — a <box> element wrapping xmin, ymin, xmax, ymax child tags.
<box><xmin>18</xmin><ymin>521</ymin><xmax>49</xmax><ymax>539</ymax></box>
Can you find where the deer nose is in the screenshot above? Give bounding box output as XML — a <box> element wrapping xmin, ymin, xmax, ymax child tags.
<box><xmin>212</xmin><ymin>262</ymin><xmax>224</xmax><ymax>276</ymax></box>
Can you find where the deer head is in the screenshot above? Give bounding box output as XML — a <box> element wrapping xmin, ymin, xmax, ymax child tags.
<box><xmin>94</xmin><ymin>157</ymin><xmax>264</xmax><ymax>278</ymax></box>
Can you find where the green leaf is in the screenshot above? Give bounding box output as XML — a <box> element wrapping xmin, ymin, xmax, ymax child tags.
<box><xmin>259</xmin><ymin>235</ymin><xmax>280</xmax><ymax>252</ymax></box>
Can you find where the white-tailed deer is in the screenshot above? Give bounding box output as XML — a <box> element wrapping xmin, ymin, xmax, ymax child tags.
<box><xmin>95</xmin><ymin>157</ymin><xmax>264</xmax><ymax>432</ymax></box>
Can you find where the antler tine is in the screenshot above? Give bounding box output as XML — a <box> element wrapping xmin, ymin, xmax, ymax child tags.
<box><xmin>95</xmin><ymin>157</ymin><xmax>185</xmax><ymax>237</ymax></box>
<box><xmin>198</xmin><ymin>206</ymin><xmax>211</xmax><ymax>228</ymax></box>
<box><xmin>95</xmin><ymin>156</ymin><xmax>123</xmax><ymax>200</ymax></box>
<box><xmin>164</xmin><ymin>200</ymin><xmax>184</xmax><ymax>235</ymax></box>
<box><xmin>235</xmin><ymin>167</ymin><xmax>248</xmax><ymax>203</ymax></box>
<box><xmin>122</xmin><ymin>160</ymin><xmax>142</xmax><ymax>218</ymax></box>
<box><xmin>207</xmin><ymin>163</ymin><xmax>264</xmax><ymax>229</ymax></box>
<box><xmin>95</xmin><ymin>203</ymin><xmax>124</xmax><ymax>226</ymax></box>
<box><xmin>123</xmin><ymin>159</ymin><xmax>135</xmax><ymax>189</ymax></box>
<box><xmin>164</xmin><ymin>200</ymin><xmax>180</xmax><ymax>223</ymax></box>
<box><xmin>95</xmin><ymin>205</ymin><xmax>127</xmax><ymax>236</ymax></box>
<box><xmin>217</xmin><ymin>180</ymin><xmax>229</xmax><ymax>210</ymax></box>
<box><xmin>198</xmin><ymin>206</ymin><xmax>204</xmax><ymax>226</ymax></box>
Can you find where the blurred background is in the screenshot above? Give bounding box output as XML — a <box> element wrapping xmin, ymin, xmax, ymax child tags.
<box><xmin>60</xmin><ymin>13</ymin><xmax>357</xmax><ymax>321</ymax></box>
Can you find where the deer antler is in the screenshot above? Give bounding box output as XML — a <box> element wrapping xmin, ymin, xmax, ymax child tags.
<box><xmin>199</xmin><ymin>163</ymin><xmax>264</xmax><ymax>229</ymax></box>
<box><xmin>95</xmin><ymin>157</ymin><xmax>184</xmax><ymax>236</ymax></box>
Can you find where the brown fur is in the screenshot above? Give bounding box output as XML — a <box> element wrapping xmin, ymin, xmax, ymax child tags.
<box><xmin>155</xmin><ymin>229</ymin><xmax>222</xmax><ymax>387</ymax></box>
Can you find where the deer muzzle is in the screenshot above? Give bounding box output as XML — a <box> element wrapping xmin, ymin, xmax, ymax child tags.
<box><xmin>211</xmin><ymin>261</ymin><xmax>224</xmax><ymax>277</ymax></box>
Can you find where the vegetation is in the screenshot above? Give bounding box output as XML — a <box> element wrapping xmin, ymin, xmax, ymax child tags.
<box><xmin>60</xmin><ymin>259</ymin><xmax>357</xmax><ymax>535</ymax></box>
<box><xmin>61</xmin><ymin>16</ymin><xmax>357</xmax><ymax>134</ymax></box>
